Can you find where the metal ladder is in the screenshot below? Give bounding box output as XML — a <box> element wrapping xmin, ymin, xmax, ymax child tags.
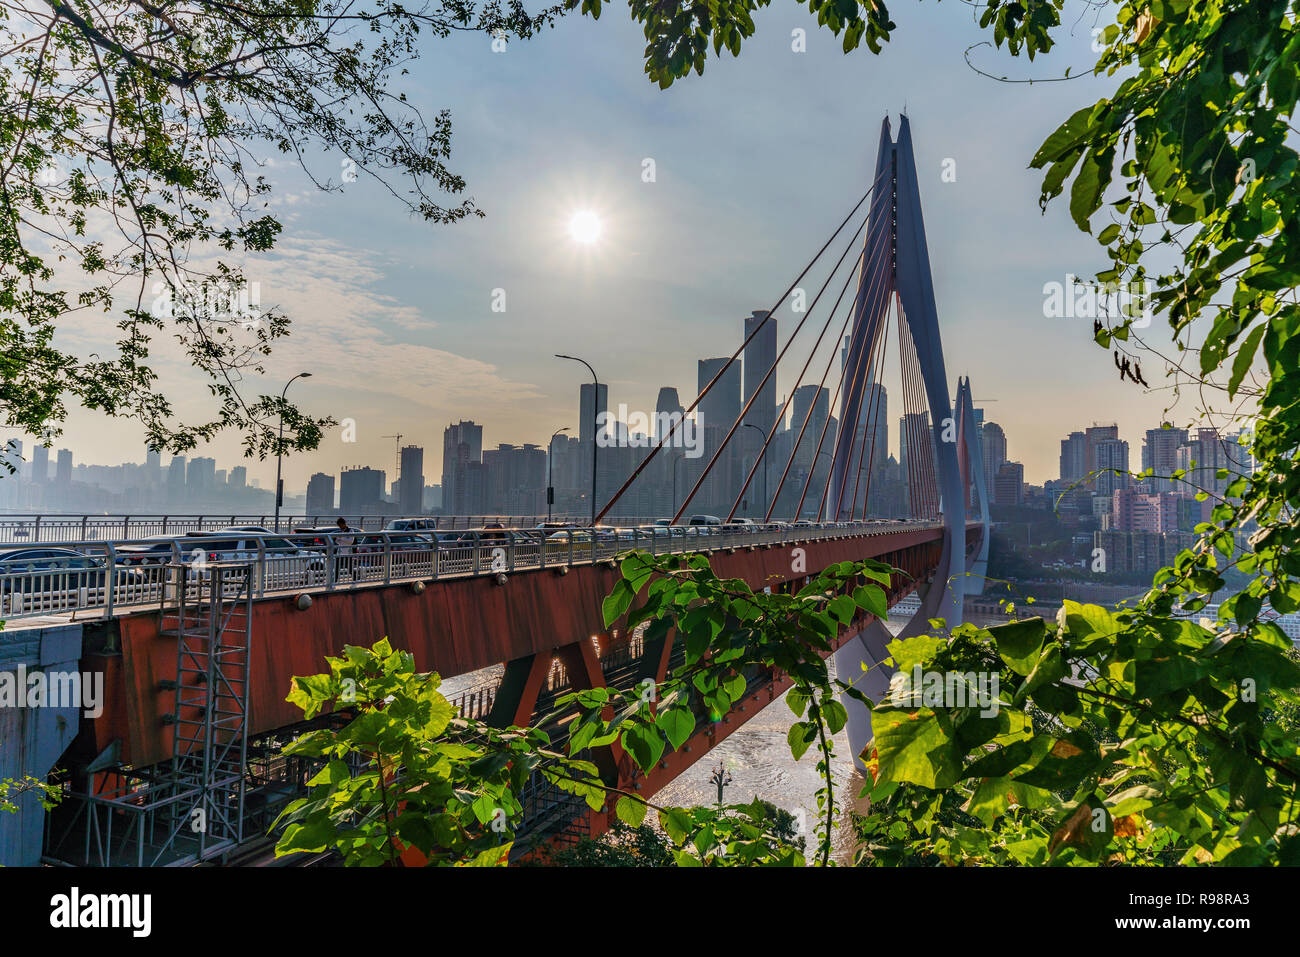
<box><xmin>159</xmin><ymin>561</ymin><xmax>253</xmax><ymax>862</ymax></box>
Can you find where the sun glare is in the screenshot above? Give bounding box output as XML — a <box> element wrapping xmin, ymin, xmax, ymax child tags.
<box><xmin>568</xmin><ymin>210</ymin><xmax>602</xmax><ymax>244</ymax></box>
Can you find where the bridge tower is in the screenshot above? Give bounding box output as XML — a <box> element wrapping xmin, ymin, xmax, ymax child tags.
<box><xmin>831</xmin><ymin>117</ymin><xmax>990</xmax><ymax>768</ymax></box>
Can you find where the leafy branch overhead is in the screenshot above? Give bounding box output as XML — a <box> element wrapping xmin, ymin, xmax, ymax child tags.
<box><xmin>1</xmin><ymin>0</ymin><xmax>563</xmax><ymax>455</ymax></box>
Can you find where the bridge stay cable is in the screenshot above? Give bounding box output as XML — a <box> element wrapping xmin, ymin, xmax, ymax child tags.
<box><xmin>764</xmin><ymin>208</ymin><xmax>893</xmax><ymax>522</ymax></box>
<box><xmin>795</xmin><ymin>225</ymin><xmax>896</xmax><ymax>520</ymax></box>
<box><xmin>592</xmin><ymin>164</ymin><xmax>892</xmax><ymax>527</ymax></box>
<box><xmin>723</xmin><ymin>195</ymin><xmax>894</xmax><ymax>522</ymax></box>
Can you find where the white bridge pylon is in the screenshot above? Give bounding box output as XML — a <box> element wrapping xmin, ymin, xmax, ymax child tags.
<box><xmin>831</xmin><ymin>116</ymin><xmax>992</xmax><ymax>769</ymax></box>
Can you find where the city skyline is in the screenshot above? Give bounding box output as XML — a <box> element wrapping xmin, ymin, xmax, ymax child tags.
<box><xmin>22</xmin><ymin>2</ymin><xmax>1199</xmax><ymax>496</ymax></box>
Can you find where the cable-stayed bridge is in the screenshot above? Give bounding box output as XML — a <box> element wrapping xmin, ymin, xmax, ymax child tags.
<box><xmin>3</xmin><ymin>115</ymin><xmax>991</xmax><ymax>866</ymax></box>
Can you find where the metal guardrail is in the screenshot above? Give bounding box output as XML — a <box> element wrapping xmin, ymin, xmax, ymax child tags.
<box><xmin>0</xmin><ymin>514</ymin><xmax>627</xmax><ymax>544</ymax></box>
<box><xmin>0</xmin><ymin>519</ymin><xmax>945</xmax><ymax>623</ymax></box>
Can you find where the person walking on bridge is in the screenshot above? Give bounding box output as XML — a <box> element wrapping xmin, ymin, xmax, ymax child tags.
<box><xmin>335</xmin><ymin>516</ymin><xmax>356</xmax><ymax>580</ymax></box>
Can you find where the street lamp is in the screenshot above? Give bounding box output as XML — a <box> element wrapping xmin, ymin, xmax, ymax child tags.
<box><xmin>743</xmin><ymin>422</ymin><xmax>772</xmax><ymax>516</ymax></box>
<box><xmin>555</xmin><ymin>354</ymin><xmax>600</xmax><ymax>528</ymax></box>
<box><xmin>273</xmin><ymin>371</ymin><xmax>312</xmax><ymax>533</ymax></box>
<box><xmin>547</xmin><ymin>426</ymin><xmax>570</xmax><ymax>523</ymax></box>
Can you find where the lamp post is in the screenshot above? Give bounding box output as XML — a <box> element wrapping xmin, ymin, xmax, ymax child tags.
<box><xmin>273</xmin><ymin>371</ymin><xmax>312</xmax><ymax>533</ymax></box>
<box><xmin>742</xmin><ymin>422</ymin><xmax>772</xmax><ymax>517</ymax></box>
<box><xmin>671</xmin><ymin>454</ymin><xmax>684</xmax><ymax>517</ymax></box>
<box><xmin>555</xmin><ymin>354</ymin><xmax>600</xmax><ymax>528</ymax></box>
<box><xmin>547</xmin><ymin>426</ymin><xmax>570</xmax><ymax>523</ymax></box>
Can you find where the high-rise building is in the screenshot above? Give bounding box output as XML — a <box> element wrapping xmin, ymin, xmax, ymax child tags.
<box><xmin>399</xmin><ymin>445</ymin><xmax>424</xmax><ymax>515</ymax></box>
<box><xmin>31</xmin><ymin>444</ymin><xmax>49</xmax><ymax>484</ymax></box>
<box><xmin>1142</xmin><ymin>425</ymin><xmax>1187</xmax><ymax>492</ymax></box>
<box><xmin>166</xmin><ymin>456</ymin><xmax>186</xmax><ymax>499</ymax></box>
<box><xmin>306</xmin><ymin>472</ymin><xmax>335</xmax><ymax>514</ymax></box>
<box><xmin>994</xmin><ymin>461</ymin><xmax>1025</xmax><ymax>506</ymax></box>
<box><xmin>187</xmin><ymin>456</ymin><xmax>216</xmax><ymax>493</ymax></box>
<box><xmin>743</xmin><ymin>311</ymin><xmax>777</xmax><ymax>510</ymax></box>
<box><xmin>1083</xmin><ymin>424</ymin><xmax>1120</xmax><ymax>489</ymax></box>
<box><xmin>143</xmin><ymin>447</ymin><xmax>162</xmax><ymax>486</ymax></box>
<box><xmin>55</xmin><ymin>449</ymin><xmax>73</xmax><ymax>485</ymax></box>
<box><xmin>483</xmin><ymin>443</ymin><xmax>547</xmax><ymax>513</ymax></box>
<box><xmin>981</xmin><ymin>422</ymin><xmax>1007</xmax><ymax>495</ymax></box>
<box><xmin>1094</xmin><ymin>437</ymin><xmax>1130</xmax><ymax>495</ymax></box>
<box><xmin>696</xmin><ymin>357</ymin><xmax>743</xmax><ymax>514</ymax></box>
<box><xmin>229</xmin><ymin>465</ymin><xmax>247</xmax><ymax>488</ymax></box>
<box><xmin>442</xmin><ymin>421</ymin><xmax>484</xmax><ymax>515</ymax></box>
<box><xmin>576</xmin><ymin>382</ymin><xmax>609</xmax><ymax>507</ymax></box>
<box><xmin>339</xmin><ymin>466</ymin><xmax>386</xmax><ymax>513</ymax></box>
<box><xmin>1059</xmin><ymin>431</ymin><xmax>1087</xmax><ymax>483</ymax></box>
<box><xmin>698</xmin><ymin>358</ymin><xmax>742</xmax><ymax>433</ymax></box>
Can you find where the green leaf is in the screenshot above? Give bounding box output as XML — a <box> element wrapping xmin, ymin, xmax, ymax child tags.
<box><xmin>621</xmin><ymin>722</ymin><xmax>666</xmax><ymax>771</ymax></box>
<box><xmin>655</xmin><ymin>705</ymin><xmax>696</xmax><ymax>750</ymax></box>
<box><xmin>616</xmin><ymin>795</ymin><xmax>648</xmax><ymax>828</ymax></box>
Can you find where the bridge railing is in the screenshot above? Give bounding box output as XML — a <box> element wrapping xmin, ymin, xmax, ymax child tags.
<box><xmin>0</xmin><ymin>519</ymin><xmax>944</xmax><ymax>623</ymax></box>
<box><xmin>0</xmin><ymin>514</ymin><xmax>661</xmax><ymax>544</ymax></box>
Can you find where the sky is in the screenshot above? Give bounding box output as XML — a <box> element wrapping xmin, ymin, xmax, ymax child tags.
<box><xmin>40</xmin><ymin>0</ymin><xmax>1193</xmax><ymax>494</ymax></box>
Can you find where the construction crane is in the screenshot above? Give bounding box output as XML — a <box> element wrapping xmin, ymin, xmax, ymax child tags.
<box><xmin>381</xmin><ymin>434</ymin><xmax>403</xmax><ymax>481</ymax></box>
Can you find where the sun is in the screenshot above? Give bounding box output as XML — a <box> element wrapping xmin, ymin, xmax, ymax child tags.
<box><xmin>568</xmin><ymin>210</ymin><xmax>602</xmax><ymax>244</ymax></box>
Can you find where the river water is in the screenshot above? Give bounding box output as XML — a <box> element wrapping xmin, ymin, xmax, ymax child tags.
<box><xmin>440</xmin><ymin>604</ymin><xmax>957</xmax><ymax>862</ymax></box>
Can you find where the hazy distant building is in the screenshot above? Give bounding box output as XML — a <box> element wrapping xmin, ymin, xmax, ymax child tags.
<box><xmin>743</xmin><ymin>311</ymin><xmax>777</xmax><ymax>510</ymax></box>
<box><xmin>229</xmin><ymin>465</ymin><xmax>247</xmax><ymax>488</ymax></box>
<box><xmin>306</xmin><ymin>472</ymin><xmax>335</xmax><ymax>514</ymax></box>
<box><xmin>398</xmin><ymin>445</ymin><xmax>424</xmax><ymax>515</ymax></box>
<box><xmin>339</xmin><ymin>466</ymin><xmax>385</xmax><ymax>514</ymax></box>
<box><xmin>483</xmin><ymin>443</ymin><xmax>546</xmax><ymax>513</ymax></box>
<box><xmin>166</xmin><ymin>456</ymin><xmax>186</xmax><ymax>500</ymax></box>
<box><xmin>441</xmin><ymin>421</ymin><xmax>483</xmax><ymax>515</ymax></box>
<box><xmin>31</xmin><ymin>444</ymin><xmax>49</xmax><ymax>484</ymax></box>
<box><xmin>187</xmin><ymin>456</ymin><xmax>216</xmax><ymax>493</ymax></box>
<box><xmin>55</xmin><ymin>449</ymin><xmax>72</xmax><ymax>485</ymax></box>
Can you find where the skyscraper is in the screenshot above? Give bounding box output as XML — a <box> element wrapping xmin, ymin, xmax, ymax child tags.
<box><xmin>1059</xmin><ymin>431</ymin><xmax>1087</xmax><ymax>483</ymax></box>
<box><xmin>1084</xmin><ymin>424</ymin><xmax>1120</xmax><ymax>488</ymax></box>
<box><xmin>743</xmin><ymin>310</ymin><xmax>777</xmax><ymax>511</ymax></box>
<box><xmin>696</xmin><ymin>357</ymin><xmax>744</xmax><ymax>513</ymax></box>
<box><xmin>306</xmin><ymin>472</ymin><xmax>336</xmax><ymax>514</ymax></box>
<box><xmin>654</xmin><ymin>387</ymin><xmax>685</xmax><ymax>442</ymax></box>
<box><xmin>399</xmin><ymin>445</ymin><xmax>424</xmax><ymax>515</ymax></box>
<box><xmin>442</xmin><ymin>421</ymin><xmax>483</xmax><ymax>515</ymax></box>
<box><xmin>1094</xmin><ymin>437</ymin><xmax>1130</xmax><ymax>495</ymax></box>
<box><xmin>31</xmin><ymin>444</ymin><xmax>49</xmax><ymax>484</ymax></box>
<box><xmin>697</xmin><ymin>357</ymin><xmax>742</xmax><ymax>433</ymax></box>
<box><xmin>1143</xmin><ymin>425</ymin><xmax>1188</xmax><ymax>492</ymax></box>
<box><xmin>339</xmin><ymin>466</ymin><xmax>386</xmax><ymax>513</ymax></box>
<box><xmin>981</xmin><ymin>422</ymin><xmax>1007</xmax><ymax>495</ymax></box>
<box><xmin>55</xmin><ymin>449</ymin><xmax>73</xmax><ymax>485</ymax></box>
<box><xmin>743</xmin><ymin>310</ymin><xmax>777</xmax><ymax>431</ymax></box>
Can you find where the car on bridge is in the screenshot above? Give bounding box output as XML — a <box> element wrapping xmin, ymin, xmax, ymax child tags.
<box><xmin>181</xmin><ymin>532</ymin><xmax>327</xmax><ymax>581</ymax></box>
<box><xmin>115</xmin><ymin>535</ymin><xmax>186</xmax><ymax>566</ymax></box>
<box><xmin>385</xmin><ymin>518</ymin><xmax>439</xmax><ymax>532</ymax></box>
<box><xmin>688</xmin><ymin>514</ymin><xmax>722</xmax><ymax>526</ymax></box>
<box><xmin>0</xmin><ymin>547</ymin><xmax>144</xmax><ymax>612</ymax></box>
